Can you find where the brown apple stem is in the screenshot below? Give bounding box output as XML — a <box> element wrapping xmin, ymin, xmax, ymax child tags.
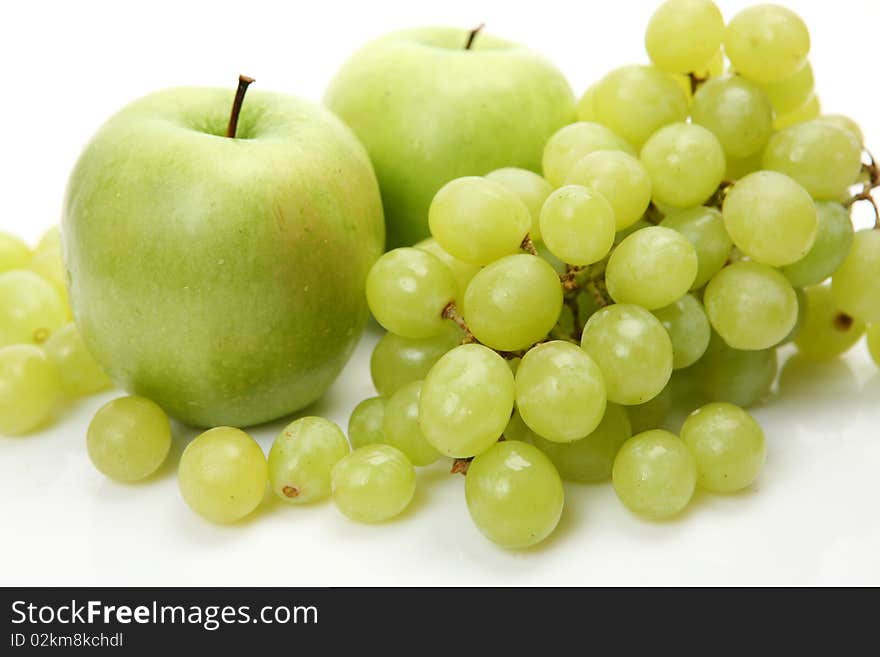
<box><xmin>464</xmin><ymin>23</ymin><xmax>485</xmax><ymax>50</ymax></box>
<box><xmin>226</xmin><ymin>74</ymin><xmax>255</xmax><ymax>139</ymax></box>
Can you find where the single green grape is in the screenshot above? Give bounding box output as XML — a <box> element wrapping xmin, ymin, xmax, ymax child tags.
<box><xmin>626</xmin><ymin>382</ymin><xmax>673</xmax><ymax>434</ymax></box>
<box><xmin>538</xmin><ymin>185</ymin><xmax>616</xmax><ymax>265</ymax></box>
<box><xmin>612</xmin><ymin>429</ymin><xmax>696</xmax><ymax>519</ymax></box>
<box><xmin>581</xmin><ymin>304</ymin><xmax>673</xmax><ymax>405</ymax></box>
<box><xmin>29</xmin><ymin>240</ymin><xmax>69</xmax><ymax>315</ymax></box>
<box><xmin>704</xmin><ymin>261</ymin><xmax>798</xmax><ymax>350</ymax></box>
<box><xmin>773</xmin><ymin>93</ymin><xmax>820</xmax><ymax>130</ymax></box>
<box><xmin>414</xmin><ymin>238</ymin><xmax>481</xmax><ymax>307</ymax></box>
<box><xmin>640</xmin><ymin>122</ymin><xmax>726</xmax><ymax>208</ymax></box>
<box><xmin>178</xmin><ymin>427</ymin><xmax>267</xmax><ymax>524</ymax></box>
<box><xmin>653</xmin><ymin>294</ymin><xmax>711</xmax><ymax>369</ymax></box>
<box><xmin>268</xmin><ymin>416</ymin><xmax>349</xmax><ymax>504</ymax></box>
<box><xmin>681</xmin><ymin>402</ymin><xmax>766</xmax><ymax>493</ymax></box>
<box><xmin>576</xmin><ymin>85</ymin><xmax>597</xmax><ymax>122</ymax></box>
<box><xmin>463</xmin><ymin>254</ymin><xmax>563</xmax><ymax>351</ymax></box>
<box><xmin>832</xmin><ymin>230</ymin><xmax>880</xmax><ymax>323</ymax></box>
<box><xmin>724</xmin><ymin>4</ymin><xmax>810</xmax><ymax>83</ymax></box>
<box><xmin>331</xmin><ymin>444</ymin><xmax>416</xmax><ymax>523</ymax></box>
<box><xmin>503</xmin><ymin>409</ymin><xmax>538</xmax><ymax>443</ymax></box>
<box><xmin>815</xmin><ymin>114</ymin><xmax>864</xmax><ymax>147</ymax></box>
<box><xmin>564</xmin><ymin>150</ymin><xmax>653</xmax><ymax>230</ymax></box>
<box><xmin>87</xmin><ymin>395</ymin><xmax>172</xmax><ymax>482</ymax></box>
<box><xmin>0</xmin><ymin>345</ymin><xmax>61</xmax><ymax>435</ymax></box>
<box><xmin>419</xmin><ymin>344</ymin><xmax>514</xmax><ymax>458</ymax></box>
<box><xmin>382</xmin><ymin>381</ymin><xmax>441</xmax><ymax>466</ymax></box>
<box><xmin>795</xmin><ymin>285</ymin><xmax>865</xmax><ymax>360</ymax></box>
<box><xmin>347</xmin><ymin>396</ymin><xmax>387</xmax><ymax>449</ymax></box>
<box><xmin>515</xmin><ymin>341</ymin><xmax>606</xmax><ymax>443</ymax></box>
<box><xmin>541</xmin><ymin>121</ymin><xmax>636</xmax><ymax>188</ymax></box>
<box><xmin>691</xmin><ymin>331</ymin><xmax>778</xmax><ymax>407</ymax></box>
<box><xmin>0</xmin><ymin>232</ymin><xmax>32</xmax><ymax>273</ymax></box>
<box><xmin>691</xmin><ymin>75</ymin><xmax>774</xmax><ymax>159</ymax></box>
<box><xmin>366</xmin><ymin>247</ymin><xmax>456</xmax><ymax>339</ymax></box>
<box><xmin>644</xmin><ymin>0</ymin><xmax>724</xmax><ymax>74</ymax></box>
<box><xmin>722</xmin><ymin>171</ymin><xmax>818</xmax><ymax>267</ymax></box>
<box><xmin>428</xmin><ymin>177</ymin><xmax>531</xmax><ymax>265</ymax></box>
<box><xmin>756</xmin><ymin>61</ymin><xmax>814</xmax><ymax>115</ymax></box>
<box><xmin>370</xmin><ymin>323</ymin><xmax>462</xmax><ymax>397</ymax></box>
<box><xmin>0</xmin><ymin>270</ymin><xmax>67</xmax><ymax>347</ymax></box>
<box><xmin>763</xmin><ymin>120</ymin><xmax>863</xmax><ymax>201</ymax></box>
<box><xmin>605</xmin><ymin>226</ymin><xmax>698</xmax><ymax>309</ymax></box>
<box><xmin>660</xmin><ymin>206</ymin><xmax>732</xmax><ymax>289</ymax></box>
<box><xmin>534</xmin><ymin>403</ymin><xmax>632</xmax><ymax>482</ymax></box>
<box><xmin>465</xmin><ymin>440</ymin><xmax>564</xmax><ymax>549</ymax></box>
<box><xmin>867</xmin><ymin>325</ymin><xmax>880</xmax><ymax>366</ymax></box>
<box><xmin>782</xmin><ymin>202</ymin><xmax>854</xmax><ymax>288</ymax></box>
<box><xmin>42</xmin><ymin>322</ymin><xmax>112</xmax><ymax>397</ymax></box>
<box><xmin>485</xmin><ymin>168</ymin><xmax>554</xmax><ymax>243</ymax></box>
<box><xmin>592</xmin><ymin>65</ymin><xmax>690</xmax><ymax>149</ymax></box>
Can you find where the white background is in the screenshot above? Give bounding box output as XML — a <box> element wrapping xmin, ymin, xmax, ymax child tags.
<box><xmin>1</xmin><ymin>0</ymin><xmax>879</xmax><ymax>586</ymax></box>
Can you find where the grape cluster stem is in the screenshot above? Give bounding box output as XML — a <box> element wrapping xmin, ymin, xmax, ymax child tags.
<box><xmin>847</xmin><ymin>149</ymin><xmax>880</xmax><ymax>228</ymax></box>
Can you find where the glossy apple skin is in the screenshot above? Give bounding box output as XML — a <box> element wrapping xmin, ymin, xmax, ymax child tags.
<box><xmin>325</xmin><ymin>27</ymin><xmax>576</xmax><ymax>248</ymax></box>
<box><xmin>63</xmin><ymin>88</ymin><xmax>384</xmax><ymax>427</ymax></box>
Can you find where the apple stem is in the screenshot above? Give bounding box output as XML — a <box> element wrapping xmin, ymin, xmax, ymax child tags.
<box><xmin>464</xmin><ymin>23</ymin><xmax>485</xmax><ymax>50</ymax></box>
<box><xmin>226</xmin><ymin>74</ymin><xmax>255</xmax><ymax>139</ymax></box>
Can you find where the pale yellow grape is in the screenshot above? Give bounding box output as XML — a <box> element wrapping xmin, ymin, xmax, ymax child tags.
<box><xmin>419</xmin><ymin>344</ymin><xmax>514</xmax><ymax>458</ymax></box>
<box><xmin>178</xmin><ymin>427</ymin><xmax>267</xmax><ymax>524</ymax></box>
<box><xmin>605</xmin><ymin>226</ymin><xmax>698</xmax><ymax>310</ymax></box>
<box><xmin>576</xmin><ymin>85</ymin><xmax>597</xmax><ymax>122</ymax></box>
<box><xmin>331</xmin><ymin>444</ymin><xmax>415</xmax><ymax>523</ymax></box>
<box><xmin>722</xmin><ymin>171</ymin><xmax>817</xmax><ymax>266</ymax></box>
<box><xmin>645</xmin><ymin>0</ymin><xmax>724</xmax><ymax>74</ymax></box>
<box><xmin>773</xmin><ymin>94</ymin><xmax>820</xmax><ymax>130</ymax></box>
<box><xmin>692</xmin><ymin>332</ymin><xmax>778</xmax><ymax>407</ymax></box>
<box><xmin>691</xmin><ymin>75</ymin><xmax>774</xmax><ymax>159</ymax></box>
<box><xmin>724</xmin><ymin>4</ymin><xmax>810</xmax><ymax>83</ymax></box>
<box><xmin>0</xmin><ymin>232</ymin><xmax>32</xmax><ymax>272</ymax></box>
<box><xmin>539</xmin><ymin>185</ymin><xmax>616</xmax><ymax>265</ymax></box>
<box><xmin>0</xmin><ymin>345</ymin><xmax>60</xmax><ymax>435</ymax></box>
<box><xmin>541</xmin><ymin>122</ymin><xmax>636</xmax><ymax>188</ymax></box>
<box><xmin>348</xmin><ymin>396</ymin><xmax>386</xmax><ymax>449</ymax></box>
<box><xmin>782</xmin><ymin>202</ymin><xmax>854</xmax><ymax>289</ymax></box>
<box><xmin>832</xmin><ymin>230</ymin><xmax>880</xmax><ymax>323</ymax></box>
<box><xmin>660</xmin><ymin>206</ymin><xmax>732</xmax><ymax>289</ymax></box>
<box><xmin>815</xmin><ymin>115</ymin><xmax>864</xmax><ymax>146</ymax></box>
<box><xmin>29</xmin><ymin>242</ymin><xmax>69</xmax><ymax>315</ymax></box>
<box><xmin>653</xmin><ymin>294</ymin><xmax>711</xmax><ymax>369</ymax></box>
<box><xmin>704</xmin><ymin>261</ymin><xmax>798</xmax><ymax>350</ymax></box>
<box><xmin>383</xmin><ymin>380</ymin><xmax>441</xmax><ymax>466</ymax></box>
<box><xmin>640</xmin><ymin>122</ymin><xmax>726</xmax><ymax>208</ymax></box>
<box><xmin>795</xmin><ymin>285</ymin><xmax>865</xmax><ymax>360</ymax></box>
<box><xmin>0</xmin><ymin>270</ymin><xmax>67</xmax><ymax>347</ymax></box>
<box><xmin>756</xmin><ymin>61</ymin><xmax>814</xmax><ymax>115</ymax></box>
<box><xmin>564</xmin><ymin>150</ymin><xmax>653</xmax><ymax>230</ymax></box>
<box><xmin>486</xmin><ymin>168</ymin><xmax>554</xmax><ymax>242</ymax></box>
<box><xmin>369</xmin><ymin>323</ymin><xmax>462</xmax><ymax>397</ymax></box>
<box><xmin>463</xmin><ymin>254</ymin><xmax>562</xmax><ymax>351</ymax></box>
<box><xmin>428</xmin><ymin>176</ymin><xmax>531</xmax><ymax>264</ymax></box>
<box><xmin>414</xmin><ymin>238</ymin><xmax>480</xmax><ymax>307</ymax></box>
<box><xmin>867</xmin><ymin>325</ymin><xmax>880</xmax><ymax>365</ymax></box>
<box><xmin>87</xmin><ymin>396</ymin><xmax>171</xmax><ymax>482</ymax></box>
<box><xmin>42</xmin><ymin>322</ymin><xmax>112</xmax><ymax>397</ymax></box>
<box><xmin>268</xmin><ymin>416</ymin><xmax>349</xmax><ymax>504</ymax></box>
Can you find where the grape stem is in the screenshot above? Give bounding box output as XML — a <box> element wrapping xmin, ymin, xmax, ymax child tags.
<box><xmin>442</xmin><ymin>302</ymin><xmax>476</xmax><ymax>343</ymax></box>
<box><xmin>688</xmin><ymin>71</ymin><xmax>708</xmax><ymax>95</ymax></box>
<box><xmin>706</xmin><ymin>180</ymin><xmax>736</xmax><ymax>210</ymax></box>
<box><xmin>643</xmin><ymin>202</ymin><xmax>665</xmax><ymax>225</ymax></box>
<box><xmin>226</xmin><ymin>74</ymin><xmax>255</xmax><ymax>139</ymax></box>
<box><xmin>560</xmin><ymin>264</ymin><xmax>585</xmax><ymax>292</ymax></box>
<box><xmin>846</xmin><ymin>149</ymin><xmax>880</xmax><ymax>228</ymax></box>
<box><xmin>520</xmin><ymin>233</ymin><xmax>538</xmax><ymax>255</ymax></box>
<box><xmin>464</xmin><ymin>23</ymin><xmax>485</xmax><ymax>50</ymax></box>
<box><xmin>451</xmin><ymin>458</ymin><xmax>472</xmax><ymax>475</ymax></box>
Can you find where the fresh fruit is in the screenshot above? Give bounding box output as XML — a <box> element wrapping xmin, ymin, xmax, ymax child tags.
<box><xmin>347</xmin><ymin>397</ymin><xmax>387</xmax><ymax>449</ymax></box>
<box><xmin>268</xmin><ymin>417</ymin><xmax>350</xmax><ymax>504</ymax></box>
<box><xmin>0</xmin><ymin>270</ymin><xmax>66</xmax><ymax>347</ymax></box>
<box><xmin>795</xmin><ymin>285</ymin><xmax>865</xmax><ymax>360</ymax></box>
<box><xmin>383</xmin><ymin>381</ymin><xmax>442</xmax><ymax>466</ymax></box>
<box><xmin>653</xmin><ymin>294</ymin><xmax>711</xmax><ymax>369</ymax></box>
<box><xmin>42</xmin><ymin>322</ymin><xmax>112</xmax><ymax>397</ymax></box>
<box><xmin>369</xmin><ymin>324</ymin><xmax>462</xmax><ymax>397</ymax></box>
<box><xmin>542</xmin><ymin>122</ymin><xmax>636</xmax><ymax>188</ymax></box>
<box><xmin>723</xmin><ymin>4</ymin><xmax>810</xmax><ymax>83</ymax></box>
<box><xmin>644</xmin><ymin>0</ymin><xmax>724</xmax><ymax>74</ymax></box>
<box><xmin>0</xmin><ymin>232</ymin><xmax>32</xmax><ymax>273</ymax></box>
<box><xmin>0</xmin><ymin>345</ymin><xmax>60</xmax><ymax>435</ymax></box>
<box><xmin>539</xmin><ymin>185</ymin><xmax>616</xmax><ymax>265</ymax></box>
<box><xmin>660</xmin><ymin>206</ymin><xmax>732</xmax><ymax>289</ymax></box>
<box><xmin>331</xmin><ymin>444</ymin><xmax>416</xmax><ymax>523</ymax></box>
<box><xmin>832</xmin><ymin>230</ymin><xmax>880</xmax><ymax>323</ymax></box>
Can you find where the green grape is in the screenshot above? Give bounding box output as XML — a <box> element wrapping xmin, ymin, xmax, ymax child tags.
<box><xmin>564</xmin><ymin>150</ymin><xmax>653</xmax><ymax>230</ymax></box>
<box><xmin>86</xmin><ymin>396</ymin><xmax>172</xmax><ymax>482</ymax></box>
<box><xmin>539</xmin><ymin>185</ymin><xmax>616</xmax><ymax>265</ymax></box>
<box><xmin>756</xmin><ymin>61</ymin><xmax>814</xmax><ymax>115</ymax></box>
<box><xmin>419</xmin><ymin>344</ymin><xmax>514</xmax><ymax>458</ymax></box>
<box><xmin>428</xmin><ymin>177</ymin><xmax>531</xmax><ymax>265</ymax></box>
<box><xmin>722</xmin><ymin>171</ymin><xmax>818</xmax><ymax>266</ymax></box>
<box><xmin>35</xmin><ymin>226</ymin><xmax>61</xmax><ymax>255</ymax></box>
<box><xmin>592</xmin><ymin>65</ymin><xmax>690</xmax><ymax>149</ymax></box>
<box><xmin>612</xmin><ymin>429</ymin><xmax>696</xmax><ymax>519</ymax></box>
<box><xmin>660</xmin><ymin>206</ymin><xmax>732</xmax><ymax>289</ymax></box>
<box><xmin>178</xmin><ymin>426</ymin><xmax>267</xmax><ymax>524</ymax></box>
<box><xmin>503</xmin><ymin>409</ymin><xmax>538</xmax><ymax>443</ymax></box>
<box><xmin>704</xmin><ymin>261</ymin><xmax>798</xmax><ymax>350</ymax></box>
<box><xmin>780</xmin><ymin>287</ymin><xmax>807</xmax><ymax>345</ymax></box>
<box><xmin>644</xmin><ymin>0</ymin><xmax>724</xmax><ymax>74</ymax></box>
<box><xmin>347</xmin><ymin>396</ymin><xmax>386</xmax><ymax>449</ymax></box>
<box><xmin>0</xmin><ymin>345</ymin><xmax>60</xmax><ymax>435</ymax></box>
<box><xmin>0</xmin><ymin>270</ymin><xmax>67</xmax><ymax>347</ymax></box>
<box><xmin>365</xmin><ymin>247</ymin><xmax>456</xmax><ymax>339</ymax></box>
<box><xmin>463</xmin><ymin>254</ymin><xmax>563</xmax><ymax>351</ymax></box>
<box><xmin>382</xmin><ymin>381</ymin><xmax>441</xmax><ymax>466</ymax></box>
<box><xmin>867</xmin><ymin>325</ymin><xmax>880</xmax><ymax>366</ymax></box>
<box><xmin>605</xmin><ymin>226</ymin><xmax>698</xmax><ymax>309</ymax></box>
<box><xmin>268</xmin><ymin>416</ymin><xmax>350</xmax><ymax>504</ymax></box>
<box><xmin>541</xmin><ymin>122</ymin><xmax>636</xmax><ymax>188</ymax></box>
<box><xmin>653</xmin><ymin>294</ymin><xmax>711</xmax><ymax>369</ymax></box>
<box><xmin>485</xmin><ymin>168</ymin><xmax>553</xmax><ymax>242</ymax></box>
<box><xmin>692</xmin><ymin>331</ymin><xmax>778</xmax><ymax>407</ymax></box>
<box><xmin>626</xmin><ymin>382</ymin><xmax>673</xmax><ymax>434</ymax></box>
<box><xmin>640</xmin><ymin>122</ymin><xmax>726</xmax><ymax>208</ymax></box>
<box><xmin>681</xmin><ymin>402</ymin><xmax>766</xmax><ymax>493</ymax></box>
<box><xmin>0</xmin><ymin>232</ymin><xmax>32</xmax><ymax>273</ymax></box>
<box><xmin>29</xmin><ymin>241</ymin><xmax>69</xmax><ymax>315</ymax></box>
<box><xmin>725</xmin><ymin>151</ymin><xmax>764</xmax><ymax>181</ymax></box>
<box><xmin>515</xmin><ymin>341</ymin><xmax>606</xmax><ymax>443</ymax></box>
<box><xmin>795</xmin><ymin>285</ymin><xmax>865</xmax><ymax>360</ymax></box>
<box><xmin>782</xmin><ymin>202</ymin><xmax>854</xmax><ymax>288</ymax></box>
<box><xmin>723</xmin><ymin>4</ymin><xmax>810</xmax><ymax>83</ymax></box>
<box><xmin>534</xmin><ymin>403</ymin><xmax>632</xmax><ymax>482</ymax></box>
<box><xmin>576</xmin><ymin>85</ymin><xmax>597</xmax><ymax>122</ymax></box>
<box><xmin>370</xmin><ymin>323</ymin><xmax>462</xmax><ymax>397</ymax></box>
<box><xmin>763</xmin><ymin>120</ymin><xmax>863</xmax><ymax>201</ymax></box>
<box><xmin>465</xmin><ymin>440</ymin><xmax>564</xmax><ymax>548</ymax></box>
<box><xmin>815</xmin><ymin>114</ymin><xmax>864</xmax><ymax>147</ymax></box>
<box><xmin>773</xmin><ymin>93</ymin><xmax>820</xmax><ymax>130</ymax></box>
<box><xmin>414</xmin><ymin>238</ymin><xmax>481</xmax><ymax>307</ymax></box>
<box><xmin>832</xmin><ymin>230</ymin><xmax>880</xmax><ymax>323</ymax></box>
<box><xmin>42</xmin><ymin>322</ymin><xmax>112</xmax><ymax>397</ymax></box>
<box><xmin>331</xmin><ymin>444</ymin><xmax>416</xmax><ymax>523</ymax></box>
<box><xmin>691</xmin><ymin>75</ymin><xmax>774</xmax><ymax>159</ymax></box>
<box><xmin>581</xmin><ymin>304</ymin><xmax>673</xmax><ymax>405</ymax></box>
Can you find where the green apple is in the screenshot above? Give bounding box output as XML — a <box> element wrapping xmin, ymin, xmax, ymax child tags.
<box><xmin>325</xmin><ymin>26</ymin><xmax>576</xmax><ymax>248</ymax></box>
<box><xmin>63</xmin><ymin>84</ymin><xmax>384</xmax><ymax>427</ymax></box>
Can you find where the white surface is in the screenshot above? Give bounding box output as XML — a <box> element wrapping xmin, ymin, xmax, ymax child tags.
<box><xmin>1</xmin><ymin>0</ymin><xmax>879</xmax><ymax>586</ymax></box>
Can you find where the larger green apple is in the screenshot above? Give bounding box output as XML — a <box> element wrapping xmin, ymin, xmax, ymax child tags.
<box><xmin>63</xmin><ymin>86</ymin><xmax>384</xmax><ymax>427</ymax></box>
<box><xmin>325</xmin><ymin>27</ymin><xmax>576</xmax><ymax>248</ymax></box>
